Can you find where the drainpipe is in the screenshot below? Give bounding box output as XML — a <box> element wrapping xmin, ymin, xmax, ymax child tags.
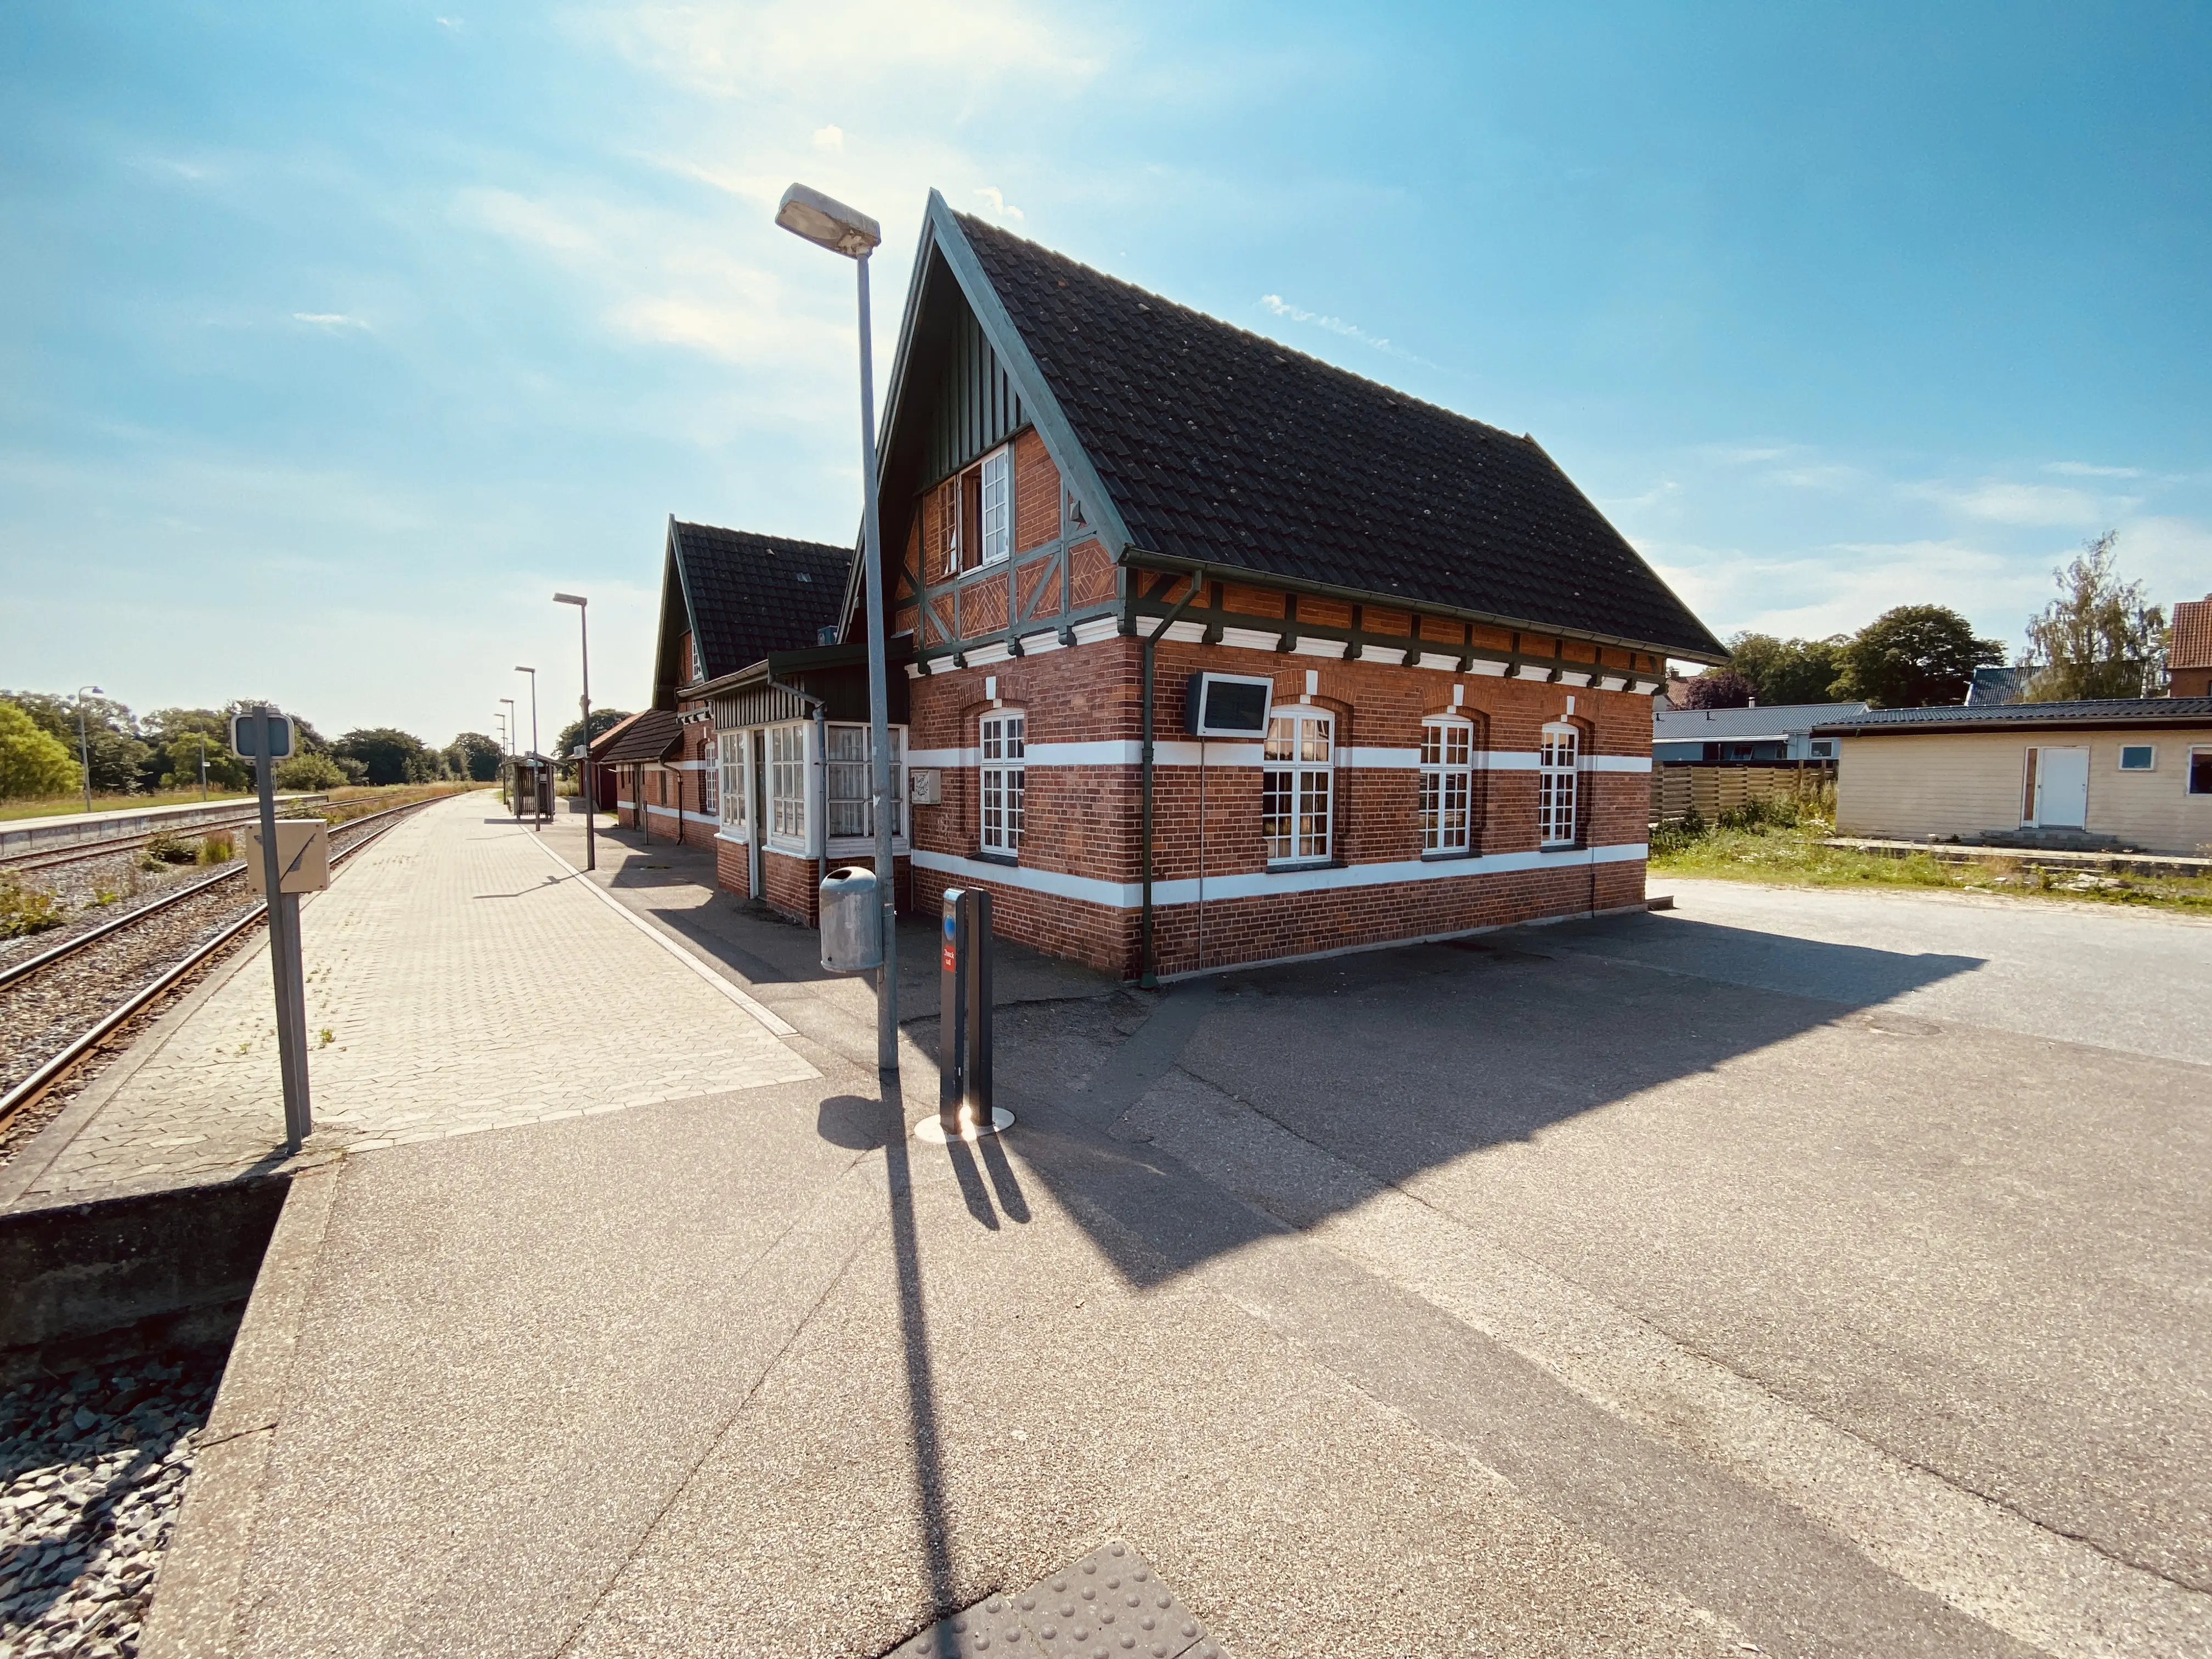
<box><xmin>1138</xmin><ymin>583</ymin><xmax>1201</xmax><ymax>988</ymax></box>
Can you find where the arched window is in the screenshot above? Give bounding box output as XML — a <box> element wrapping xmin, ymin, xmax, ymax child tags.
<box><xmin>1420</xmin><ymin>716</ymin><xmax>1475</xmax><ymax>854</ymax></box>
<box><xmin>1539</xmin><ymin>723</ymin><xmax>1579</xmax><ymax>848</ymax></box>
<box><xmin>1264</xmin><ymin>708</ymin><xmax>1334</xmax><ymax>865</ymax></box>
<box><xmin>980</xmin><ymin>709</ymin><xmax>1026</xmax><ymax>855</ymax></box>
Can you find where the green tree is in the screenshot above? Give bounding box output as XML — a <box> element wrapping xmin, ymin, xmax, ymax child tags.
<box><xmin>0</xmin><ymin>700</ymin><xmax>82</xmax><ymax>799</ymax></box>
<box><xmin>1833</xmin><ymin>606</ymin><xmax>2005</xmax><ymax>708</ymax></box>
<box><xmin>444</xmin><ymin>732</ymin><xmax>505</xmax><ymax>782</ymax></box>
<box><xmin>332</xmin><ymin>727</ymin><xmax>435</xmax><ymax>786</ymax></box>
<box><xmin>2</xmin><ymin>690</ymin><xmax>151</xmax><ymax>794</ymax></box>
<box><xmin>2020</xmin><ymin>531</ymin><xmax>2168</xmax><ymax>701</ymax></box>
<box><xmin>140</xmin><ymin>708</ymin><xmax>251</xmax><ymax>792</ymax></box>
<box><xmin>1725</xmin><ymin>633</ymin><xmax>1849</xmax><ymax>704</ymax></box>
<box><xmin>549</xmin><ymin>709</ymin><xmax>633</xmax><ymax>777</ymax></box>
<box><xmin>274</xmin><ymin>752</ymin><xmax>348</xmax><ymax>791</ymax></box>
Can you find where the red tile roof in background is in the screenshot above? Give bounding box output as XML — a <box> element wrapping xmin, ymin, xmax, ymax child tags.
<box><xmin>2172</xmin><ymin>594</ymin><xmax>2212</xmax><ymax>671</ymax></box>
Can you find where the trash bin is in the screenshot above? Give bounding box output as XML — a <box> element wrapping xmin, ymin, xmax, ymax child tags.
<box><xmin>818</xmin><ymin>866</ymin><xmax>883</xmax><ymax>973</ymax></box>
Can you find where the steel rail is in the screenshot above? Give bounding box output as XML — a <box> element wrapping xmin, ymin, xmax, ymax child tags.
<box><xmin>0</xmin><ymin>798</ymin><xmax>438</xmax><ymax>1129</ymax></box>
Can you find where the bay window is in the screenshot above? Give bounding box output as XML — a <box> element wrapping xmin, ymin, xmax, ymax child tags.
<box><xmin>718</xmin><ymin>731</ymin><xmax>747</xmax><ymax>837</ymax></box>
<box><xmin>769</xmin><ymin>725</ymin><xmax>807</xmax><ymax>843</ymax></box>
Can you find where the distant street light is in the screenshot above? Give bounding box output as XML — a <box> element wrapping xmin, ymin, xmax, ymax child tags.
<box><xmin>554</xmin><ymin>593</ymin><xmax>595</xmax><ymax>871</ymax></box>
<box><xmin>776</xmin><ymin>181</ymin><xmax>896</xmax><ymax>1076</ymax></box>
<box><xmin>76</xmin><ymin>686</ymin><xmax>101</xmax><ymax>814</ymax></box>
<box><xmin>515</xmin><ymin>666</ymin><xmax>540</xmax><ymax>829</ymax></box>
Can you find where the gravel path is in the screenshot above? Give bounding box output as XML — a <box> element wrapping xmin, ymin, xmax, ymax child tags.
<box><xmin>0</xmin><ymin>1350</ymin><xmax>223</xmax><ymax>1658</ymax></box>
<box><xmin>0</xmin><ymin>854</ymin><xmax>239</xmax><ymax>975</ymax></box>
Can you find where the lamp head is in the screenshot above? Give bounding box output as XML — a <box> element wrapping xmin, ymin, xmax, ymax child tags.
<box><xmin>775</xmin><ymin>183</ymin><xmax>881</xmax><ymax>258</ymax></box>
<box><xmin>515</xmin><ymin>664</ymin><xmax>534</xmax><ymax>674</ymax></box>
<box><xmin>553</xmin><ymin>592</ymin><xmax>587</xmax><ymax>607</ymax></box>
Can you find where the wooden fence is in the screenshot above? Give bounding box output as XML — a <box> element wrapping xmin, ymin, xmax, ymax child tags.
<box><xmin>1650</xmin><ymin>762</ymin><xmax>1836</xmax><ymax>826</ymax></box>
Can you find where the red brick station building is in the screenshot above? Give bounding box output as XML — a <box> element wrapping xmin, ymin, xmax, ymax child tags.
<box><xmin>606</xmin><ymin>191</ymin><xmax>1724</xmax><ymax>982</ymax></box>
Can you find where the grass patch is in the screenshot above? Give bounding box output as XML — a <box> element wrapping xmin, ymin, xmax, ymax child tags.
<box><xmin>1651</xmin><ymin>802</ymin><xmax>2212</xmax><ymax>916</ymax></box>
<box><xmin>0</xmin><ymin>787</ymin><xmax>267</xmax><ymax>823</ymax></box>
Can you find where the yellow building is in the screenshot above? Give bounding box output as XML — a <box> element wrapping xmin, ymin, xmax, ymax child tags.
<box><xmin>1818</xmin><ymin>699</ymin><xmax>2212</xmax><ymax>855</ymax></box>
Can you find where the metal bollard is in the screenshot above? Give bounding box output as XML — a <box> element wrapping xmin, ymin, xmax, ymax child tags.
<box><xmin>933</xmin><ymin>888</ymin><xmax>1007</xmax><ymax>1139</ymax></box>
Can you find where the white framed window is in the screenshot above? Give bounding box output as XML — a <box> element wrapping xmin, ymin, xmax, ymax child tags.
<box><xmin>769</xmin><ymin>724</ymin><xmax>808</xmax><ymax>843</ymax></box>
<box><xmin>2190</xmin><ymin>747</ymin><xmax>2212</xmax><ymax>796</ymax></box>
<box><xmin>697</xmin><ymin>739</ymin><xmax>718</xmax><ymax>817</ymax></box>
<box><xmin>979</xmin><ymin>448</ymin><xmax>1012</xmax><ymax>565</ymax></box>
<box><xmin>824</xmin><ymin>723</ymin><xmax>906</xmax><ymax>842</ymax></box>
<box><xmin>980</xmin><ymin>711</ymin><xmax>1026</xmax><ymax>855</ymax></box>
<box><xmin>2118</xmin><ymin>744</ymin><xmax>2155</xmax><ymax>772</ymax></box>
<box><xmin>942</xmin><ymin>486</ymin><xmax>962</xmax><ymax>577</ymax></box>
<box><xmin>719</xmin><ymin>731</ymin><xmax>747</xmax><ymax>834</ymax></box>
<box><xmin>1263</xmin><ymin>708</ymin><xmax>1334</xmax><ymax>865</ymax></box>
<box><xmin>1539</xmin><ymin>723</ymin><xmax>1579</xmax><ymax>848</ymax></box>
<box><xmin>1420</xmin><ymin>716</ymin><xmax>1474</xmax><ymax>854</ymax></box>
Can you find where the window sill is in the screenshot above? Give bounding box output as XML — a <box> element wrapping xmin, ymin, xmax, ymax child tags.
<box><xmin>1264</xmin><ymin>858</ymin><xmax>1341</xmax><ymax>874</ymax></box>
<box><xmin>1419</xmin><ymin>848</ymin><xmax>1476</xmax><ymax>862</ymax></box>
<box><xmin>970</xmin><ymin>849</ymin><xmax>1020</xmax><ymax>867</ymax></box>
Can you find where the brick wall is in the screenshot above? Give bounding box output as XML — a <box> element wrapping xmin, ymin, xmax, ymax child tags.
<box><xmin>907</xmin><ymin>636</ymin><xmax>1652</xmax><ymax>979</ymax></box>
<box><xmin>758</xmin><ymin>847</ymin><xmax>912</xmax><ymax>927</ymax></box>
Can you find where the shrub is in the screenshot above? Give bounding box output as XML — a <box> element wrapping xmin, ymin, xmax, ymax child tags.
<box><xmin>141</xmin><ymin>831</ymin><xmax>199</xmax><ymax>867</ymax></box>
<box><xmin>274</xmin><ymin>752</ymin><xmax>347</xmax><ymax>792</ymax></box>
<box><xmin>0</xmin><ymin>872</ymin><xmax>62</xmax><ymax>937</ymax></box>
<box><xmin>199</xmin><ymin>830</ymin><xmax>236</xmax><ymax>864</ymax></box>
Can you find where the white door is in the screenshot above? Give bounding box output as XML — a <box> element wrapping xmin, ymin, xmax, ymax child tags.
<box><xmin>2029</xmin><ymin>746</ymin><xmax>2089</xmax><ymax>828</ymax></box>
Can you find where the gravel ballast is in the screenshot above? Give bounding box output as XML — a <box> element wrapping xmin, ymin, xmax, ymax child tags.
<box><xmin>0</xmin><ymin>1352</ymin><xmax>223</xmax><ymax>1657</ymax></box>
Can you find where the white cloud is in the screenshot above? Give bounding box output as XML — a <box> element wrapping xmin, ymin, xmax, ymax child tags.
<box><xmin>2044</xmin><ymin>460</ymin><xmax>2142</xmax><ymax>478</ymax></box>
<box><xmin>1921</xmin><ymin>479</ymin><xmax>2106</xmax><ymax>527</ymax></box>
<box><xmin>594</xmin><ymin>1</ymin><xmax>1101</xmax><ymax>103</ymax></box>
<box><xmin>973</xmin><ymin>185</ymin><xmax>1024</xmax><ymax>221</ymax></box>
<box><xmin>811</xmin><ymin>125</ymin><xmax>844</xmax><ymax>152</ymax></box>
<box><xmin>1259</xmin><ymin>294</ymin><xmax>1436</xmax><ymax>368</ymax></box>
<box><xmin>436</xmin><ymin>16</ymin><xmax>463</xmax><ymax>30</ymax></box>
<box><xmin>292</xmin><ymin>312</ymin><xmax>371</xmax><ymax>331</ymax></box>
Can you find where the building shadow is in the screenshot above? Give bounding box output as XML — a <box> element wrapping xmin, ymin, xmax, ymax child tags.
<box><xmin>988</xmin><ymin>911</ymin><xmax>1987</xmax><ymax>1291</ymax></box>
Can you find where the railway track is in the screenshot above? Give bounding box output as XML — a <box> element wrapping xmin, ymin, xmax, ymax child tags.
<box><xmin>0</xmin><ymin>797</ymin><xmax>443</xmax><ymax>1132</ymax></box>
<box><xmin>0</xmin><ymin>802</ymin><xmax>326</xmax><ymax>873</ymax></box>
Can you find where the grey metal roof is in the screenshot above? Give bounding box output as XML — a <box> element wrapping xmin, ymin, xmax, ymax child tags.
<box><xmin>1814</xmin><ymin>698</ymin><xmax>2212</xmax><ymax>735</ymax></box>
<box><xmin>1654</xmin><ymin>702</ymin><xmax>1870</xmax><ymax>742</ymax></box>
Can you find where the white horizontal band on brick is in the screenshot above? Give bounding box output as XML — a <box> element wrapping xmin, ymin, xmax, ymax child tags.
<box><xmin>964</xmin><ymin>640</ymin><xmax>1012</xmax><ymax>668</ymax></box>
<box><xmin>1016</xmin><ymin>629</ymin><xmax>1064</xmax><ymax>654</ymax></box>
<box><xmin>1073</xmin><ymin>616</ymin><xmax>1122</xmax><ymax>645</ymax></box>
<box><xmin>1221</xmin><ymin>627</ymin><xmax>1280</xmax><ymax>651</ymax></box>
<box><xmin>913</xmin><ymin>743</ymin><xmax>1650</xmax><ymax>771</ymax></box>
<box><xmin>911</xmin><ymin>841</ymin><xmax>1647</xmax><ymax>912</ymax></box>
<box><xmin>1158</xmin><ymin>619</ymin><xmax>1207</xmax><ymax>644</ymax></box>
<box><xmin>616</xmin><ymin>798</ymin><xmax>636</xmax><ymax>809</ymax></box>
<box><xmin>1292</xmin><ymin>636</ymin><xmax>1349</xmax><ymax>659</ymax></box>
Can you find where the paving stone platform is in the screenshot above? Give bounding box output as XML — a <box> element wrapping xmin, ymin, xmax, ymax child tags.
<box><xmin>4</xmin><ymin>800</ymin><xmax>814</xmax><ymax>1207</ymax></box>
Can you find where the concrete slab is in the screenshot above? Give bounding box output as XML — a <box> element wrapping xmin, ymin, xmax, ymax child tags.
<box><xmin>142</xmin><ymin>815</ymin><xmax>2210</xmax><ymax>1658</ymax></box>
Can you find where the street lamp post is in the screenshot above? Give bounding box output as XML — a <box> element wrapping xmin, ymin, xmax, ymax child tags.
<box><xmin>516</xmin><ymin>667</ymin><xmax>540</xmax><ymax>828</ymax></box>
<box><xmin>554</xmin><ymin>593</ymin><xmax>595</xmax><ymax>871</ymax></box>
<box><xmin>75</xmin><ymin>685</ymin><xmax>101</xmax><ymax>814</ymax></box>
<box><xmin>776</xmin><ymin>182</ymin><xmax>897</xmax><ymax>1075</ymax></box>
<box><xmin>500</xmin><ymin>697</ymin><xmax>518</xmax><ymax>816</ymax></box>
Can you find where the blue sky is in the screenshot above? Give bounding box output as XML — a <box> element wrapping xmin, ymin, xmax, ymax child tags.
<box><xmin>4</xmin><ymin>2</ymin><xmax>2208</xmax><ymax>741</ymax></box>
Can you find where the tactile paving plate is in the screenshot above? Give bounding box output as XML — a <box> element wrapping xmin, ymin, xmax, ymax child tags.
<box><xmin>882</xmin><ymin>1541</ymin><xmax>1222</xmax><ymax>1659</ymax></box>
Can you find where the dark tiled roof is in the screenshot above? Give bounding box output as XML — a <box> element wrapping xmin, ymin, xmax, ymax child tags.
<box><xmin>954</xmin><ymin>213</ymin><xmax>1723</xmax><ymax>659</ymax></box>
<box><xmin>1814</xmin><ymin>698</ymin><xmax>2212</xmax><ymax>734</ymax></box>
<box><xmin>1654</xmin><ymin>702</ymin><xmax>1869</xmax><ymax>741</ymax></box>
<box><xmin>2172</xmin><ymin>595</ymin><xmax>2212</xmax><ymax>672</ymax></box>
<box><xmin>599</xmin><ymin>707</ymin><xmax>682</xmax><ymax>764</ymax></box>
<box><xmin>673</xmin><ymin>522</ymin><xmax>851</xmax><ymax>680</ymax></box>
